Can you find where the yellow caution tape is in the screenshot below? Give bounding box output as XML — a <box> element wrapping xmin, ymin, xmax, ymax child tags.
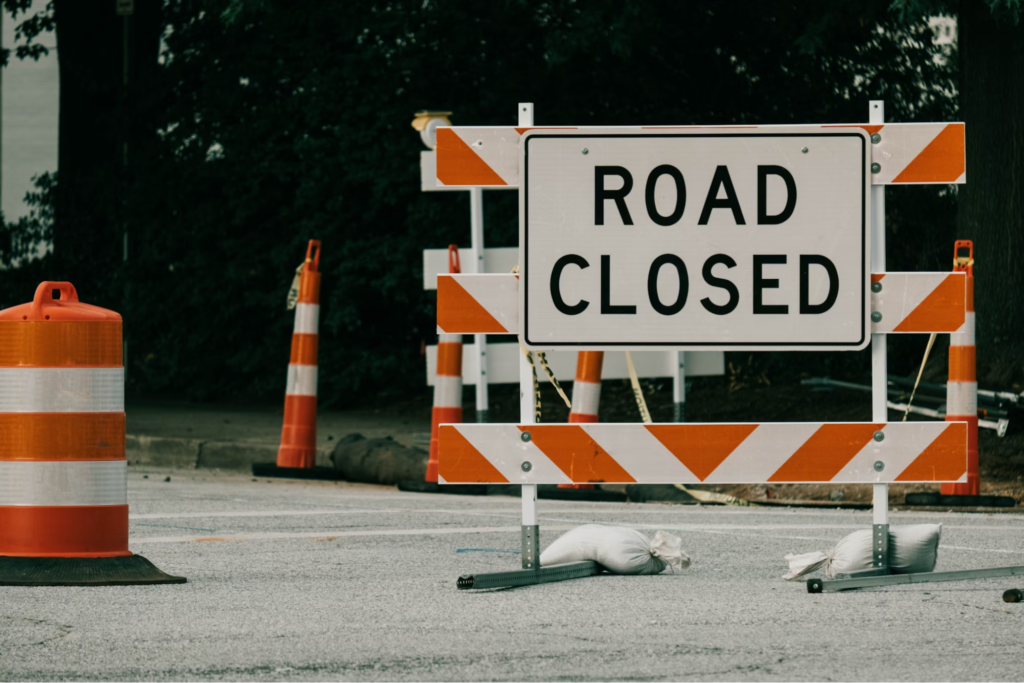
<box><xmin>903</xmin><ymin>332</ymin><xmax>938</xmax><ymax>422</ymax></box>
<box><xmin>625</xmin><ymin>351</ymin><xmax>653</xmax><ymax>425</ymax></box>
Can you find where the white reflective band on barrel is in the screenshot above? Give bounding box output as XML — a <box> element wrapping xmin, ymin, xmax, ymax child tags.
<box><xmin>293</xmin><ymin>303</ymin><xmax>320</xmax><ymax>335</ymax></box>
<box><xmin>0</xmin><ymin>460</ymin><xmax>127</xmax><ymax>506</ymax></box>
<box><xmin>570</xmin><ymin>380</ymin><xmax>602</xmax><ymax>416</ymax></box>
<box><xmin>0</xmin><ymin>368</ymin><xmax>124</xmax><ymax>413</ymax></box>
<box><xmin>947</xmin><ymin>382</ymin><xmax>978</xmax><ymax>415</ymax></box>
<box><xmin>951</xmin><ymin>312</ymin><xmax>975</xmax><ymax>346</ymax></box>
<box><xmin>433</xmin><ymin>375</ymin><xmax>462</xmax><ymax>408</ymax></box>
<box><xmin>285</xmin><ymin>364</ymin><xmax>318</xmax><ymax>396</ymax></box>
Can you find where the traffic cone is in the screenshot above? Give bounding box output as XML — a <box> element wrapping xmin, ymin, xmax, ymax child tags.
<box><xmin>427</xmin><ymin>245</ymin><xmax>464</xmax><ymax>483</ymax></box>
<box><xmin>277</xmin><ymin>240</ymin><xmax>322</xmax><ymax>469</ymax></box>
<box><xmin>942</xmin><ymin>240</ymin><xmax>979</xmax><ymax>496</ymax></box>
<box><xmin>559</xmin><ymin>352</ymin><xmax>605</xmax><ymax>490</ymax></box>
<box><xmin>0</xmin><ymin>282</ymin><xmax>185</xmax><ymax>586</ymax></box>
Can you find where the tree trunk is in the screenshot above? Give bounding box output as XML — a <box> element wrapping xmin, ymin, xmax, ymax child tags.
<box><xmin>52</xmin><ymin>0</ymin><xmax>161</xmax><ymax>300</ymax></box>
<box><xmin>957</xmin><ymin>0</ymin><xmax>1024</xmax><ymax>386</ymax></box>
<box><xmin>53</xmin><ymin>0</ymin><xmax>120</xmax><ymax>285</ymax></box>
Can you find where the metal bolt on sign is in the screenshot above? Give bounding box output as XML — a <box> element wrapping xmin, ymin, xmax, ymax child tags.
<box><xmin>871</xmin><ymin>311</ymin><xmax>883</xmax><ymax>323</ymax></box>
<box><xmin>871</xmin><ymin>133</ymin><xmax>882</xmax><ymax>144</ymax></box>
<box><xmin>871</xmin><ymin>162</ymin><xmax>881</xmax><ymax>173</ymax></box>
<box><xmin>874</xmin><ymin>461</ymin><xmax>885</xmax><ymax>472</ymax></box>
<box><xmin>521</xmin><ymin>431</ymin><xmax>531</xmax><ymax>442</ymax></box>
<box><xmin>871</xmin><ymin>281</ymin><xmax>882</xmax><ymax>293</ymax></box>
<box><xmin>874</xmin><ymin>431</ymin><xmax>885</xmax><ymax>442</ymax></box>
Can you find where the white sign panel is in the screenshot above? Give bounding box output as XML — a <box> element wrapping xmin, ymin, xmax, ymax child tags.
<box><xmin>520</xmin><ymin>128</ymin><xmax>871</xmax><ymax>350</ymax></box>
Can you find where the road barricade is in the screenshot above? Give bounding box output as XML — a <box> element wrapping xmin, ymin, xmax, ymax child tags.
<box><xmin>435</xmin><ymin>102</ymin><xmax>1021</xmax><ymax>595</ymax></box>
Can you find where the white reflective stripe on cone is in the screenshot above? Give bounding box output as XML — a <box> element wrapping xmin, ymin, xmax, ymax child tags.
<box><xmin>285</xmin><ymin>364</ymin><xmax>318</xmax><ymax>396</ymax></box>
<box><xmin>293</xmin><ymin>303</ymin><xmax>320</xmax><ymax>335</ymax></box>
<box><xmin>0</xmin><ymin>368</ymin><xmax>124</xmax><ymax>413</ymax></box>
<box><xmin>434</xmin><ymin>375</ymin><xmax>462</xmax><ymax>408</ymax></box>
<box><xmin>570</xmin><ymin>380</ymin><xmax>601</xmax><ymax>416</ymax></box>
<box><xmin>947</xmin><ymin>381</ymin><xmax>978</xmax><ymax>414</ymax></box>
<box><xmin>951</xmin><ymin>312</ymin><xmax>975</xmax><ymax>346</ymax></box>
<box><xmin>438</xmin><ymin>333</ymin><xmax>461</xmax><ymax>344</ymax></box>
<box><xmin>0</xmin><ymin>460</ymin><xmax>127</xmax><ymax>506</ymax></box>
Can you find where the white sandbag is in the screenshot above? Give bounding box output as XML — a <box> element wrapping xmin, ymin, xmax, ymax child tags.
<box><xmin>540</xmin><ymin>524</ymin><xmax>691</xmax><ymax>575</ymax></box>
<box><xmin>890</xmin><ymin>523</ymin><xmax>943</xmax><ymax>574</ymax></box>
<box><xmin>783</xmin><ymin>524</ymin><xmax>942</xmax><ymax>580</ymax></box>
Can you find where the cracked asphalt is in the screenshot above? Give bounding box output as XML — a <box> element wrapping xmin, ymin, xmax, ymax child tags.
<box><xmin>2</xmin><ymin>468</ymin><xmax>1023</xmax><ymax>681</ymax></box>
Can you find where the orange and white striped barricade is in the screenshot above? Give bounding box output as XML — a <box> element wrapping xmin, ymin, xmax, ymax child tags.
<box><xmin>438</xmin><ymin>272</ymin><xmax>971</xmax><ymax>338</ymax></box>
<box><xmin>254</xmin><ymin>240</ymin><xmax>339</xmax><ymax>480</ymax></box>
<box><xmin>0</xmin><ymin>282</ymin><xmax>185</xmax><ymax>586</ymax></box>
<box><xmin>434</xmin><ymin>122</ymin><xmax>965</xmax><ymax>189</ymax></box>
<box><xmin>437</xmin><ymin>102</ymin><xmax>1024</xmax><ymax>594</ymax></box>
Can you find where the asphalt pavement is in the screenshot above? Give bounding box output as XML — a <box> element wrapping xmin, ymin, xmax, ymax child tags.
<box><xmin>2</xmin><ymin>468</ymin><xmax>1023</xmax><ymax>681</ymax></box>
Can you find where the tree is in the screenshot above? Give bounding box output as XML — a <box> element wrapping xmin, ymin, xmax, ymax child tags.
<box><xmin>6</xmin><ymin>0</ymin><xmax>1002</xmax><ymax>403</ymax></box>
<box><xmin>956</xmin><ymin>0</ymin><xmax>1023</xmax><ymax>385</ymax></box>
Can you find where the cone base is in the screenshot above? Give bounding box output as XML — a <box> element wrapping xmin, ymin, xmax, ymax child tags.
<box><xmin>251</xmin><ymin>463</ymin><xmax>342</xmax><ymax>481</ymax></box>
<box><xmin>0</xmin><ymin>554</ymin><xmax>186</xmax><ymax>586</ymax></box>
<box><xmin>276</xmin><ymin>447</ymin><xmax>318</xmax><ymax>469</ymax></box>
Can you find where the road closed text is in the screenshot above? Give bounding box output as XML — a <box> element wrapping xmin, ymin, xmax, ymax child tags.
<box><xmin>522</xmin><ymin>131</ymin><xmax>870</xmax><ymax>349</ymax></box>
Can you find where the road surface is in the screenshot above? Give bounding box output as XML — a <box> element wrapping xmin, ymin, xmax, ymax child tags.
<box><xmin>2</xmin><ymin>468</ymin><xmax>1022</xmax><ymax>681</ymax></box>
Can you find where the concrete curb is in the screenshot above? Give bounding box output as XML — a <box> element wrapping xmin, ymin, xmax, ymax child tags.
<box><xmin>126</xmin><ymin>435</ymin><xmax>333</xmax><ymax>471</ymax></box>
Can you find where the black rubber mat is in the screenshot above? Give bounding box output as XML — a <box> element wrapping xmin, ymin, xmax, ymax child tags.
<box><xmin>0</xmin><ymin>555</ymin><xmax>187</xmax><ymax>586</ymax></box>
<box><xmin>251</xmin><ymin>463</ymin><xmax>342</xmax><ymax>480</ymax></box>
<box><xmin>904</xmin><ymin>492</ymin><xmax>1016</xmax><ymax>508</ymax></box>
<box><xmin>397</xmin><ymin>480</ymin><xmax>489</xmax><ymax>495</ymax></box>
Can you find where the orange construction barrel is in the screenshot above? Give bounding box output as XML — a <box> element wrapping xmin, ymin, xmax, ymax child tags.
<box><xmin>0</xmin><ymin>282</ymin><xmax>185</xmax><ymax>585</ymax></box>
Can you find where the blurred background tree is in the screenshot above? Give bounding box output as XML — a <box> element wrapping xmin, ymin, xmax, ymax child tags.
<box><xmin>1</xmin><ymin>0</ymin><xmax>1018</xmax><ymax>406</ymax></box>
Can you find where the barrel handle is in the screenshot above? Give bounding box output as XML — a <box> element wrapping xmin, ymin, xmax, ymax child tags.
<box><xmin>32</xmin><ymin>281</ymin><xmax>79</xmax><ymax>318</ymax></box>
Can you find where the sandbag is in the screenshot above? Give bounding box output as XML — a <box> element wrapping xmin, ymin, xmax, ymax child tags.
<box><xmin>783</xmin><ymin>524</ymin><xmax>942</xmax><ymax>580</ymax></box>
<box><xmin>329</xmin><ymin>434</ymin><xmax>428</xmax><ymax>485</ymax></box>
<box><xmin>540</xmin><ymin>524</ymin><xmax>691</xmax><ymax>575</ymax></box>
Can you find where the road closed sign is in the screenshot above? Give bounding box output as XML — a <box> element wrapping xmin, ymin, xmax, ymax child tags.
<box><xmin>520</xmin><ymin>128</ymin><xmax>871</xmax><ymax>350</ymax></box>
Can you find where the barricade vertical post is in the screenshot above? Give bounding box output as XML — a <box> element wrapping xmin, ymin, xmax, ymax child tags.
<box><xmin>870</xmin><ymin>100</ymin><xmax>890</xmax><ymax>572</ymax></box>
<box><xmin>470</xmin><ymin>187</ymin><xmax>489</xmax><ymax>423</ymax></box>
<box><xmin>942</xmin><ymin>241</ymin><xmax>978</xmax><ymax>496</ymax></box>
<box><xmin>518</xmin><ymin>101</ymin><xmax>539</xmax><ymax>571</ymax></box>
<box><xmin>673</xmin><ymin>351</ymin><xmax>686</xmax><ymax>422</ymax></box>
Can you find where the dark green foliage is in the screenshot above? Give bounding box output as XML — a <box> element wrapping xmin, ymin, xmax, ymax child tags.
<box><xmin>2</xmin><ymin>0</ymin><xmax>970</xmax><ymax>404</ymax></box>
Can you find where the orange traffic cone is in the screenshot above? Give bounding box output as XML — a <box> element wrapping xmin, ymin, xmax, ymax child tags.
<box><xmin>0</xmin><ymin>282</ymin><xmax>185</xmax><ymax>585</ymax></box>
<box><xmin>942</xmin><ymin>240</ymin><xmax>979</xmax><ymax>497</ymax></box>
<box><xmin>559</xmin><ymin>352</ymin><xmax>604</xmax><ymax>490</ymax></box>
<box><xmin>253</xmin><ymin>241</ymin><xmax>339</xmax><ymax>480</ymax></box>
<box><xmin>277</xmin><ymin>240</ymin><xmax>322</xmax><ymax>469</ymax></box>
<box><xmin>427</xmin><ymin>245</ymin><xmax>464</xmax><ymax>483</ymax></box>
